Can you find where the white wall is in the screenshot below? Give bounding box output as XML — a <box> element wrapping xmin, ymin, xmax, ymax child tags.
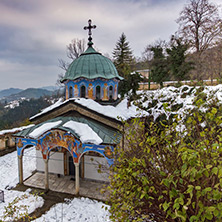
<box><xmin>84</xmin><ymin>155</ymin><xmax>109</xmax><ymax>182</ymax></box>
<box><xmin>36</xmin><ymin>150</ymin><xmax>64</xmax><ymax>175</ymax></box>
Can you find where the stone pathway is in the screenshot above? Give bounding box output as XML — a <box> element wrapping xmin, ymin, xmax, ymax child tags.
<box><xmin>24</xmin><ymin>172</ymin><xmax>109</xmax><ymax>201</ymax></box>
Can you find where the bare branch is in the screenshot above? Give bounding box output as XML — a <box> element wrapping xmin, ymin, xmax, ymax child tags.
<box><xmin>177</xmin><ymin>0</ymin><xmax>222</xmax><ymax>54</ymax></box>
<box><xmin>66</xmin><ymin>38</ymin><xmax>86</xmax><ymax>60</ymax></box>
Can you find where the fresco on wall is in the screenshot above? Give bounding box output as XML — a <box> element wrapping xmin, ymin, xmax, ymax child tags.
<box><xmin>103</xmin><ymin>83</ymin><xmax>108</xmax><ymax>100</ymax></box>
<box><xmin>74</xmin><ymin>84</ymin><xmax>79</xmax><ymax>97</ymax></box>
<box><xmin>65</xmin><ymin>78</ymin><xmax>118</xmax><ymax>101</ymax></box>
<box><xmin>16</xmin><ymin>129</ymin><xmax>114</xmax><ymax>165</ymax></box>
<box><xmin>114</xmin><ymin>84</ymin><xmax>118</xmax><ymax>100</ymax></box>
<box><xmin>88</xmin><ymin>83</ymin><xmax>94</xmax><ymax>99</ymax></box>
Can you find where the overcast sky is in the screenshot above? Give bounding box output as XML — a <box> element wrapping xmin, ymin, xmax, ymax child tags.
<box><xmin>0</xmin><ymin>0</ymin><xmax>221</xmax><ymax>90</ymax></box>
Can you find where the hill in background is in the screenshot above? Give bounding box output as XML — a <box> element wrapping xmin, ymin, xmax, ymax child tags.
<box><xmin>0</xmin><ymin>88</ymin><xmax>23</xmax><ymax>99</ymax></box>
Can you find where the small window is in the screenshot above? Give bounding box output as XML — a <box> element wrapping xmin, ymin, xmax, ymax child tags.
<box><xmin>69</xmin><ymin>86</ymin><xmax>73</xmax><ymax>98</ymax></box>
<box><xmin>80</xmin><ymin>85</ymin><xmax>86</xmax><ymax>98</ymax></box>
<box><xmin>5</xmin><ymin>137</ymin><xmax>9</xmax><ymax>148</ymax></box>
<box><xmin>109</xmin><ymin>86</ymin><xmax>113</xmax><ymax>100</ymax></box>
<box><xmin>96</xmin><ymin>86</ymin><xmax>101</xmax><ymax>100</ymax></box>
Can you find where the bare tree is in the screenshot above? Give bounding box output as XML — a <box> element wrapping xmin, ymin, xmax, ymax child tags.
<box><xmin>202</xmin><ymin>41</ymin><xmax>222</xmax><ymax>81</ymax></box>
<box><xmin>66</xmin><ymin>38</ymin><xmax>86</xmax><ymax>60</ymax></box>
<box><xmin>177</xmin><ymin>0</ymin><xmax>222</xmax><ymax>54</ymax></box>
<box><xmin>58</xmin><ymin>38</ymin><xmax>86</xmax><ymax>71</ymax></box>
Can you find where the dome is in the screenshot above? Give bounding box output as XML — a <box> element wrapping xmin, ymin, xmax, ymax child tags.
<box><xmin>61</xmin><ymin>46</ymin><xmax>123</xmax><ymax>82</ymax></box>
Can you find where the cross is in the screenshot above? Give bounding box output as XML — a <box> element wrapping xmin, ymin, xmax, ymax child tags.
<box><xmin>84</xmin><ymin>19</ymin><xmax>96</xmax><ymax>44</ymax></box>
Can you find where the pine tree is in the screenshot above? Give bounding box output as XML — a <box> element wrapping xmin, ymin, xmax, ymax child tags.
<box><xmin>150</xmin><ymin>45</ymin><xmax>169</xmax><ymax>88</ymax></box>
<box><xmin>113</xmin><ymin>33</ymin><xmax>140</xmax><ymax>97</ymax></box>
<box><xmin>113</xmin><ymin>33</ymin><xmax>134</xmax><ymax>78</ymax></box>
<box><xmin>166</xmin><ymin>37</ymin><xmax>193</xmax><ymax>81</ymax></box>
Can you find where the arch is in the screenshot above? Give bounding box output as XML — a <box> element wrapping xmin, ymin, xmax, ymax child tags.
<box><xmin>47</xmin><ymin>146</ymin><xmax>74</xmax><ymax>176</ymax></box>
<box><xmin>96</xmin><ymin>85</ymin><xmax>101</xmax><ymax>100</ymax></box>
<box><xmin>79</xmin><ymin>151</ymin><xmax>110</xmax><ymax>181</ymax></box>
<box><xmin>80</xmin><ymin>85</ymin><xmax>86</xmax><ymax>98</ymax></box>
<box><xmin>48</xmin><ymin>145</ymin><xmax>75</xmax><ymax>159</ymax></box>
<box><xmin>16</xmin><ymin>138</ymin><xmax>38</xmax><ymax>157</ymax></box>
<box><xmin>109</xmin><ymin>85</ymin><xmax>113</xmax><ymax>100</ymax></box>
<box><xmin>69</xmin><ymin>86</ymin><xmax>73</xmax><ymax>98</ymax></box>
<box><xmin>79</xmin><ymin>149</ymin><xmax>110</xmax><ymax>165</ymax></box>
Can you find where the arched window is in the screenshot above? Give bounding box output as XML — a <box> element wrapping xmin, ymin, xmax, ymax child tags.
<box><xmin>80</xmin><ymin>85</ymin><xmax>86</xmax><ymax>98</ymax></box>
<box><xmin>69</xmin><ymin>86</ymin><xmax>73</xmax><ymax>98</ymax></box>
<box><xmin>109</xmin><ymin>86</ymin><xmax>113</xmax><ymax>100</ymax></box>
<box><xmin>96</xmin><ymin>86</ymin><xmax>101</xmax><ymax>100</ymax></box>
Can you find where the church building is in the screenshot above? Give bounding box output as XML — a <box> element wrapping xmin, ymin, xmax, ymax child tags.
<box><xmin>14</xmin><ymin>20</ymin><xmax>142</xmax><ymax>194</ymax></box>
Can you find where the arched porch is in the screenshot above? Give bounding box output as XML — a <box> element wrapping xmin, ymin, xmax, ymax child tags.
<box><xmin>16</xmin><ymin>129</ymin><xmax>114</xmax><ymax>195</ymax></box>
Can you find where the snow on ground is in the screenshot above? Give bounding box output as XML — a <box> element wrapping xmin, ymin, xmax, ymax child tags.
<box><xmin>0</xmin><ymin>147</ymin><xmax>44</xmax><ymax>221</ymax></box>
<box><xmin>35</xmin><ymin>198</ymin><xmax>110</xmax><ymax>222</ymax></box>
<box><xmin>0</xmin><ymin>148</ymin><xmax>110</xmax><ymax>221</ymax></box>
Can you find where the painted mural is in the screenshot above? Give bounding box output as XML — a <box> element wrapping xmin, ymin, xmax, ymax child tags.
<box><xmin>16</xmin><ymin>129</ymin><xmax>114</xmax><ymax>165</ymax></box>
<box><xmin>65</xmin><ymin>78</ymin><xmax>119</xmax><ymax>101</ymax></box>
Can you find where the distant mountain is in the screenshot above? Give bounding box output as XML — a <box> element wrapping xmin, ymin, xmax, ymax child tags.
<box><xmin>0</xmin><ymin>88</ymin><xmax>54</xmax><ymax>103</ymax></box>
<box><xmin>40</xmin><ymin>86</ymin><xmax>60</xmax><ymax>91</ymax></box>
<box><xmin>0</xmin><ymin>88</ymin><xmax>23</xmax><ymax>99</ymax></box>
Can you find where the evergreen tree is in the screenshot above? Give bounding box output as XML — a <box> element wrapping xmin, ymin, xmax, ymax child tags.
<box><xmin>113</xmin><ymin>33</ymin><xmax>141</xmax><ymax>97</ymax></box>
<box><xmin>113</xmin><ymin>33</ymin><xmax>134</xmax><ymax>79</ymax></box>
<box><xmin>150</xmin><ymin>45</ymin><xmax>169</xmax><ymax>88</ymax></box>
<box><xmin>166</xmin><ymin>37</ymin><xmax>193</xmax><ymax>81</ymax></box>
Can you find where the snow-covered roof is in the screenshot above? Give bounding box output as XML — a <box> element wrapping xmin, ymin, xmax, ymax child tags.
<box><xmin>29</xmin><ymin>121</ymin><xmax>62</xmax><ymax>138</ymax></box>
<box><xmin>63</xmin><ymin>120</ymin><xmax>103</xmax><ymax>145</ymax></box>
<box><xmin>15</xmin><ymin>116</ymin><xmax>121</xmax><ymax>145</ymax></box>
<box><xmin>30</xmin><ymin>98</ymin><xmax>148</xmax><ymax>121</ymax></box>
<box><xmin>0</xmin><ymin>124</ymin><xmax>35</xmax><ymax>136</ymax></box>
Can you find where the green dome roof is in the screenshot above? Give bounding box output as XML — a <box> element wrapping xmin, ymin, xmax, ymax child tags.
<box><xmin>61</xmin><ymin>46</ymin><xmax>123</xmax><ymax>82</ymax></box>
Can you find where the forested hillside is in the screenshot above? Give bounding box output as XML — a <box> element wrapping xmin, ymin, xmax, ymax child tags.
<box><xmin>0</xmin><ymin>97</ymin><xmax>52</xmax><ymax>130</ymax></box>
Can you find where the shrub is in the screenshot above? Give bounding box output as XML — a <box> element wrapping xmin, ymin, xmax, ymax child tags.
<box><xmin>108</xmin><ymin>98</ymin><xmax>222</xmax><ymax>221</ymax></box>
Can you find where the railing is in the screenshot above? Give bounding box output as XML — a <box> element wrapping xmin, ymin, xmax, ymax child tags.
<box><xmin>0</xmin><ymin>190</ymin><xmax>4</xmax><ymax>202</ymax></box>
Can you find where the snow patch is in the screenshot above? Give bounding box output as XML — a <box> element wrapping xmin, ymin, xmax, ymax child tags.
<box><xmin>63</xmin><ymin>120</ymin><xmax>103</xmax><ymax>145</ymax></box>
<box><xmin>30</xmin><ymin>97</ymin><xmax>148</xmax><ymax>121</ymax></box>
<box><xmin>0</xmin><ymin>147</ymin><xmax>44</xmax><ymax>221</ymax></box>
<box><xmin>29</xmin><ymin>120</ymin><xmax>62</xmax><ymax>138</ymax></box>
<box><xmin>35</xmin><ymin>197</ymin><xmax>110</xmax><ymax>222</ymax></box>
<box><xmin>0</xmin><ymin>124</ymin><xmax>35</xmax><ymax>136</ymax></box>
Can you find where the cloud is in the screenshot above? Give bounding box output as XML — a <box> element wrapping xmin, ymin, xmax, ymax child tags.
<box><xmin>0</xmin><ymin>59</ymin><xmax>59</xmax><ymax>89</ymax></box>
<box><xmin>0</xmin><ymin>0</ymin><xmax>221</xmax><ymax>90</ymax></box>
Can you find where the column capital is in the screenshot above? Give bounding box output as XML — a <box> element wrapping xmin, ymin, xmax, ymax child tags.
<box><xmin>74</xmin><ymin>162</ymin><xmax>80</xmax><ymax>167</ymax></box>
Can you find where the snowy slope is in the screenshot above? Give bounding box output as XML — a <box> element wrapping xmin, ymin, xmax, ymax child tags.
<box><xmin>0</xmin><ymin>148</ymin><xmax>110</xmax><ymax>221</ymax></box>
<box><xmin>0</xmin><ymin>147</ymin><xmax>44</xmax><ymax>220</ymax></box>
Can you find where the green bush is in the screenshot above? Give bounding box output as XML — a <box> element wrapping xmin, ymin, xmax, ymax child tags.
<box><xmin>108</xmin><ymin>98</ymin><xmax>222</xmax><ymax>221</ymax></box>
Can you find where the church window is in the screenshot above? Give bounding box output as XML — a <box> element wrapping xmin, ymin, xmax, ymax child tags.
<box><xmin>69</xmin><ymin>86</ymin><xmax>73</xmax><ymax>98</ymax></box>
<box><xmin>80</xmin><ymin>85</ymin><xmax>86</xmax><ymax>98</ymax></box>
<box><xmin>96</xmin><ymin>86</ymin><xmax>101</xmax><ymax>100</ymax></box>
<box><xmin>109</xmin><ymin>86</ymin><xmax>113</xmax><ymax>100</ymax></box>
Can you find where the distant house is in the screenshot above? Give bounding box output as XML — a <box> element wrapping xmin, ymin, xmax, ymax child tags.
<box><xmin>0</xmin><ymin>125</ymin><xmax>33</xmax><ymax>155</ymax></box>
<box><xmin>14</xmin><ymin>20</ymin><xmax>144</xmax><ymax>194</ymax></box>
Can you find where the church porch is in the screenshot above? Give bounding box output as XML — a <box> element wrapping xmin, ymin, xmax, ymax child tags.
<box><xmin>23</xmin><ymin>171</ymin><xmax>109</xmax><ymax>201</ymax></box>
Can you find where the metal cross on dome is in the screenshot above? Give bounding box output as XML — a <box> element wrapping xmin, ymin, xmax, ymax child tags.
<box><xmin>84</xmin><ymin>19</ymin><xmax>96</xmax><ymax>45</ymax></box>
